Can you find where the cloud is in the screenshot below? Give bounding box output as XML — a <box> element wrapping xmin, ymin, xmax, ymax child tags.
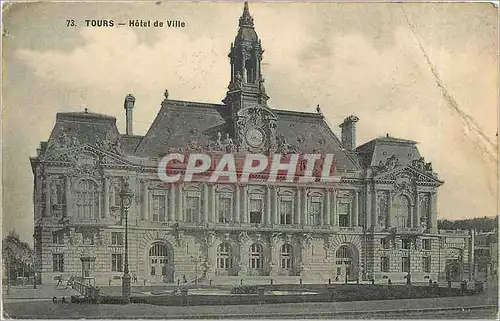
<box><xmin>4</xmin><ymin>2</ymin><xmax>497</xmax><ymax>241</ymax></box>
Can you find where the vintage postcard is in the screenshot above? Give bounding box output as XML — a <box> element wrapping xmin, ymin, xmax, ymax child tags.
<box><xmin>1</xmin><ymin>1</ymin><xmax>498</xmax><ymax>319</ymax></box>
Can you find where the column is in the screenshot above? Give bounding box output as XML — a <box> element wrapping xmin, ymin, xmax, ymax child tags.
<box><xmin>353</xmin><ymin>190</ymin><xmax>359</xmax><ymax>227</ymax></box>
<box><xmin>210</xmin><ymin>184</ymin><xmax>216</xmax><ymax>222</ymax></box>
<box><xmin>234</xmin><ymin>185</ymin><xmax>240</xmax><ymax>223</ymax></box>
<box><xmin>265</xmin><ymin>186</ymin><xmax>271</xmax><ymax>224</ymax></box>
<box><xmin>177</xmin><ymin>183</ymin><xmax>184</xmax><ymax>221</ymax></box>
<box><xmin>241</xmin><ymin>185</ymin><xmax>248</xmax><ymax>223</ymax></box>
<box><xmin>325</xmin><ymin>189</ymin><xmax>331</xmax><ymax>226</ymax></box>
<box><xmin>430</xmin><ymin>192</ymin><xmax>438</xmax><ymax>232</ymax></box>
<box><xmin>65</xmin><ymin>175</ymin><xmax>71</xmax><ymax>218</ymax></box>
<box><xmin>365</xmin><ymin>185</ymin><xmax>372</xmax><ymax>229</ymax></box>
<box><xmin>301</xmin><ymin>188</ymin><xmax>307</xmax><ymax>225</ymax></box>
<box><xmin>371</xmin><ymin>187</ymin><xmax>378</xmax><ymax>229</ymax></box>
<box><xmin>203</xmin><ymin>184</ymin><xmax>209</xmax><ymax>223</ymax></box>
<box><xmin>141</xmin><ymin>180</ymin><xmax>149</xmax><ymax>221</ymax></box>
<box><xmin>387</xmin><ymin>191</ymin><xmax>393</xmax><ymax>228</ymax></box>
<box><xmin>103</xmin><ymin>177</ymin><xmax>109</xmax><ymax>219</ymax></box>
<box><xmin>332</xmin><ymin>189</ymin><xmax>338</xmax><ymax>227</ymax></box>
<box><xmin>45</xmin><ymin>176</ymin><xmax>51</xmax><ymax>217</ymax></box>
<box><xmin>272</xmin><ymin>186</ymin><xmax>278</xmax><ymax>224</ymax></box>
<box><xmin>414</xmin><ymin>192</ymin><xmax>420</xmax><ymax>228</ymax></box>
<box><xmin>168</xmin><ymin>184</ymin><xmax>175</xmax><ymax>221</ymax></box>
<box><xmin>295</xmin><ymin>187</ymin><xmax>301</xmax><ymax>225</ymax></box>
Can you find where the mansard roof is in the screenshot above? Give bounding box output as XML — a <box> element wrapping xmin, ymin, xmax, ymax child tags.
<box><xmin>356</xmin><ymin>136</ymin><xmax>421</xmax><ymax>169</ymax></box>
<box><xmin>132</xmin><ymin>98</ymin><xmax>360</xmax><ymax>171</ymax></box>
<box><xmin>42</xmin><ymin>111</ymin><xmax>122</xmax><ymax>158</ymax></box>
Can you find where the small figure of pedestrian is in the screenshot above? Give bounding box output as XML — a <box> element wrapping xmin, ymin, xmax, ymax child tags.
<box><xmin>56</xmin><ymin>275</ymin><xmax>63</xmax><ymax>287</ymax></box>
<box><xmin>335</xmin><ymin>276</ymin><xmax>339</xmax><ymax>282</ymax></box>
<box><xmin>183</xmin><ymin>274</ymin><xmax>187</xmax><ymax>283</ymax></box>
<box><xmin>388</xmin><ymin>278</ymin><xmax>392</xmax><ymax>285</ymax></box>
<box><xmin>429</xmin><ymin>279</ymin><xmax>433</xmax><ymax>286</ymax></box>
<box><xmin>132</xmin><ymin>273</ymin><xmax>138</xmax><ymax>283</ymax></box>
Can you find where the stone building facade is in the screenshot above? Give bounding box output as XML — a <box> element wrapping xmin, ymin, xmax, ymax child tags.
<box><xmin>31</xmin><ymin>2</ymin><xmax>473</xmax><ymax>285</ymax></box>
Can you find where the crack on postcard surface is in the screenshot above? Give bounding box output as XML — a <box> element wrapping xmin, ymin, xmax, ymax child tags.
<box><xmin>402</xmin><ymin>5</ymin><xmax>497</xmax><ymax>163</ymax></box>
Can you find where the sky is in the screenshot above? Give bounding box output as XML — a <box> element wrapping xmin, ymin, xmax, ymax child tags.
<box><xmin>2</xmin><ymin>1</ymin><xmax>498</xmax><ymax>243</ymax></box>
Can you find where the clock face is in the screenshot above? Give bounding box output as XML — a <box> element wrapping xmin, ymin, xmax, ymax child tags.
<box><xmin>246</xmin><ymin>128</ymin><xmax>264</xmax><ymax>148</ymax></box>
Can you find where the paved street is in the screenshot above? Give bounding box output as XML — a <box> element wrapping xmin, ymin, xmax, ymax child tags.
<box><xmin>2</xmin><ymin>280</ymin><xmax>497</xmax><ymax>319</ymax></box>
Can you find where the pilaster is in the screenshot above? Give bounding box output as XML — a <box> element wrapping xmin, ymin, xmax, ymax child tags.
<box><xmin>65</xmin><ymin>175</ymin><xmax>71</xmax><ymax>218</ymax></box>
<box><xmin>234</xmin><ymin>184</ymin><xmax>240</xmax><ymax>223</ymax></box>
<box><xmin>103</xmin><ymin>176</ymin><xmax>109</xmax><ymax>219</ymax></box>
<box><xmin>168</xmin><ymin>183</ymin><xmax>175</xmax><ymax>221</ymax></box>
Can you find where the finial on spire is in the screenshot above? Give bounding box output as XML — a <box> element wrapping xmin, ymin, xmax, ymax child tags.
<box><xmin>239</xmin><ymin>1</ymin><xmax>254</xmax><ymax>27</ymax></box>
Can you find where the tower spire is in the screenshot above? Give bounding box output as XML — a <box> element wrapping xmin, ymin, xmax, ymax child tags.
<box><xmin>239</xmin><ymin>2</ymin><xmax>254</xmax><ymax>28</ymax></box>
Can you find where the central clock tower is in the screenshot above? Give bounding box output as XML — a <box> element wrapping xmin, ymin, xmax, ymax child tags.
<box><xmin>223</xmin><ymin>2</ymin><xmax>277</xmax><ymax>153</ymax></box>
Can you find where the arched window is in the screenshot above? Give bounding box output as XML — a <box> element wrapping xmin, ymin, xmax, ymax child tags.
<box><xmin>281</xmin><ymin>244</ymin><xmax>293</xmax><ymax>270</ymax></box>
<box><xmin>249</xmin><ymin>243</ymin><xmax>263</xmax><ymax>269</ymax></box>
<box><xmin>217</xmin><ymin>243</ymin><xmax>232</xmax><ymax>270</ymax></box>
<box><xmin>149</xmin><ymin>243</ymin><xmax>169</xmax><ymax>276</ymax></box>
<box><xmin>336</xmin><ymin>245</ymin><xmax>352</xmax><ymax>260</ymax></box>
<box><xmin>393</xmin><ymin>195</ymin><xmax>411</xmax><ymax>228</ymax></box>
<box><xmin>75</xmin><ymin>179</ymin><xmax>100</xmax><ymax>219</ymax></box>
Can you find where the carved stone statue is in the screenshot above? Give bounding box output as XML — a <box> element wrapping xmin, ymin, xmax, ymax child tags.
<box><xmin>223</xmin><ymin>133</ymin><xmax>236</xmax><ymax>153</ymax></box>
<box><xmin>386</xmin><ymin>155</ymin><xmax>399</xmax><ymax>170</ymax></box>
<box><xmin>235</xmin><ymin>71</ymin><xmax>243</xmax><ymax>88</ymax></box>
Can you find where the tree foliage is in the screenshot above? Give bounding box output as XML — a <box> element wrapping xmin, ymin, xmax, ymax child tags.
<box><xmin>438</xmin><ymin>216</ymin><xmax>498</xmax><ymax>232</ymax></box>
<box><xmin>2</xmin><ymin>230</ymin><xmax>34</xmax><ymax>280</ymax></box>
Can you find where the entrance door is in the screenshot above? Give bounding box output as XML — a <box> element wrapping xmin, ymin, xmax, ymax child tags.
<box><xmin>148</xmin><ymin>243</ymin><xmax>173</xmax><ymax>283</ymax></box>
<box><xmin>335</xmin><ymin>245</ymin><xmax>358</xmax><ymax>281</ymax></box>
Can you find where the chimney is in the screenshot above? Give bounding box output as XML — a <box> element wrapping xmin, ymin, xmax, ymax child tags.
<box><xmin>124</xmin><ymin>94</ymin><xmax>135</xmax><ymax>135</ymax></box>
<box><xmin>339</xmin><ymin>115</ymin><xmax>359</xmax><ymax>151</ymax></box>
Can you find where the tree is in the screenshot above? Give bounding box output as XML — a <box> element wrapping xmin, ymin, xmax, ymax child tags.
<box><xmin>2</xmin><ymin>230</ymin><xmax>34</xmax><ymax>282</ymax></box>
<box><xmin>438</xmin><ymin>216</ymin><xmax>498</xmax><ymax>232</ymax></box>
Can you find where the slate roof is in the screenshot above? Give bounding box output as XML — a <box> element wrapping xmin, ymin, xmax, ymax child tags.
<box><xmin>134</xmin><ymin>99</ymin><xmax>229</xmax><ymax>158</ymax></box>
<box><xmin>131</xmin><ymin>99</ymin><xmax>360</xmax><ymax>171</ymax></box>
<box><xmin>121</xmin><ymin>135</ymin><xmax>143</xmax><ymax>154</ymax></box>
<box><xmin>42</xmin><ymin>111</ymin><xmax>122</xmax><ymax>158</ymax></box>
<box><xmin>356</xmin><ymin>136</ymin><xmax>421</xmax><ymax>168</ymax></box>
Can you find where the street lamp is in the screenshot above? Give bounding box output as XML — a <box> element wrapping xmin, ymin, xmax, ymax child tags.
<box><xmin>120</xmin><ymin>178</ymin><xmax>134</xmax><ymax>304</ymax></box>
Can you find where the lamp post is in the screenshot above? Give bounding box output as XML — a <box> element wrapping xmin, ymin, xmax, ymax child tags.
<box><xmin>120</xmin><ymin>178</ymin><xmax>133</xmax><ymax>304</ymax></box>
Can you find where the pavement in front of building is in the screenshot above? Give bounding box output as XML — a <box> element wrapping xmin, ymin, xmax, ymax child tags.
<box><xmin>2</xmin><ymin>280</ymin><xmax>497</xmax><ymax>319</ymax></box>
<box><xmin>2</xmin><ymin>284</ymin><xmax>79</xmax><ymax>302</ymax></box>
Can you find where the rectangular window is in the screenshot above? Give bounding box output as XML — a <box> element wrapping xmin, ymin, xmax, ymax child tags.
<box><xmin>280</xmin><ymin>200</ymin><xmax>293</xmax><ymax>225</ymax></box>
<box><xmin>309</xmin><ymin>201</ymin><xmax>322</xmax><ymax>226</ymax></box>
<box><xmin>150</xmin><ymin>266</ymin><xmax>156</xmax><ymax>276</ymax></box>
<box><xmin>402</xmin><ymin>239</ymin><xmax>411</xmax><ymax>249</ymax></box>
<box><xmin>381</xmin><ymin>257</ymin><xmax>389</xmax><ymax>272</ymax></box>
<box><xmin>82</xmin><ymin>231</ymin><xmax>94</xmax><ymax>245</ymax></box>
<box><xmin>423</xmin><ymin>256</ymin><xmax>431</xmax><ymax>273</ymax></box>
<box><xmin>249</xmin><ymin>198</ymin><xmax>262</xmax><ymax>224</ymax></box>
<box><xmin>185</xmin><ymin>196</ymin><xmax>199</xmax><ymax>223</ymax></box>
<box><xmin>52</xmin><ymin>254</ymin><xmax>64</xmax><ymax>272</ymax></box>
<box><xmin>52</xmin><ymin>231</ymin><xmax>64</xmax><ymax>244</ymax></box>
<box><xmin>152</xmin><ymin>195</ymin><xmax>166</xmax><ymax>222</ymax></box>
<box><xmin>111</xmin><ymin>254</ymin><xmax>123</xmax><ymax>272</ymax></box>
<box><xmin>402</xmin><ymin>257</ymin><xmax>410</xmax><ymax>272</ymax></box>
<box><xmin>338</xmin><ymin>203</ymin><xmax>350</xmax><ymax>227</ymax></box>
<box><xmin>218</xmin><ymin>197</ymin><xmax>232</xmax><ymax>223</ymax></box>
<box><xmin>422</xmin><ymin>239</ymin><xmax>431</xmax><ymax>250</ymax></box>
<box><xmin>380</xmin><ymin>238</ymin><xmax>389</xmax><ymax>249</ymax></box>
<box><xmin>111</xmin><ymin>232</ymin><xmax>123</xmax><ymax>245</ymax></box>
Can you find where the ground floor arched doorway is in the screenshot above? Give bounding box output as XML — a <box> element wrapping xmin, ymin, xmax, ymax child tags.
<box><xmin>148</xmin><ymin>242</ymin><xmax>174</xmax><ymax>283</ymax></box>
<box><xmin>334</xmin><ymin>244</ymin><xmax>359</xmax><ymax>281</ymax></box>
